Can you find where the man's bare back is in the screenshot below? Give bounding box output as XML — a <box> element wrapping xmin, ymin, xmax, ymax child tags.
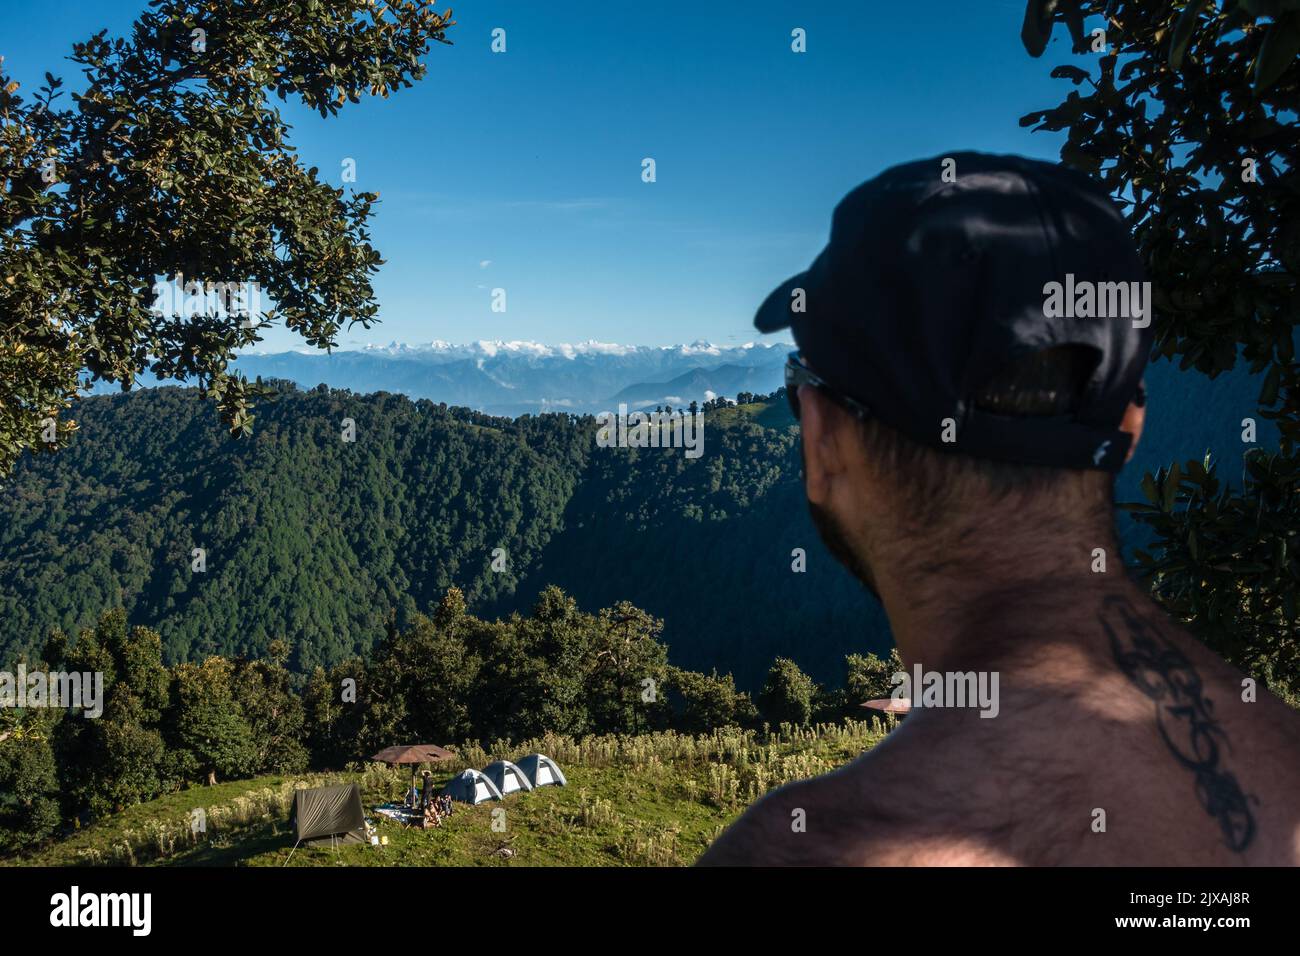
<box><xmin>699</xmin><ymin>591</ymin><xmax>1300</xmax><ymax>866</ymax></box>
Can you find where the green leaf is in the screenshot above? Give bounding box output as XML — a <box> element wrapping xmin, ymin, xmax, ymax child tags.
<box><xmin>1021</xmin><ymin>0</ymin><xmax>1058</xmax><ymax>57</ymax></box>
<box><xmin>1253</xmin><ymin>13</ymin><xmax>1300</xmax><ymax>93</ymax></box>
<box><xmin>1240</xmin><ymin>1</ymin><xmax>1295</xmax><ymax>18</ymax></box>
<box><xmin>1141</xmin><ymin>471</ymin><xmax>1160</xmax><ymax>505</ymax></box>
<box><xmin>1060</xmin><ymin>142</ymin><xmax>1102</xmax><ymax>174</ymax></box>
<box><xmin>1051</xmin><ymin>64</ymin><xmax>1092</xmax><ymax>84</ymax></box>
<box><xmin>1169</xmin><ymin>0</ymin><xmax>1209</xmax><ymax>69</ymax></box>
<box><xmin>1163</xmin><ymin>463</ymin><xmax>1182</xmax><ymax>512</ymax></box>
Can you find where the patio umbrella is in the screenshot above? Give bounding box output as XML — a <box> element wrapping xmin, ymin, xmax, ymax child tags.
<box><xmin>370</xmin><ymin>744</ymin><xmax>457</xmax><ymax>797</ymax></box>
<box><xmin>370</xmin><ymin>744</ymin><xmax>456</xmax><ymax>765</ymax></box>
<box><xmin>862</xmin><ymin>698</ymin><xmax>911</xmax><ymax>716</ymax></box>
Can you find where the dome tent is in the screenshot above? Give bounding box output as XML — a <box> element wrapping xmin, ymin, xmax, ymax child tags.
<box><xmin>441</xmin><ymin>769</ymin><xmax>504</xmax><ymax>805</ymax></box>
<box><xmin>482</xmin><ymin>760</ymin><xmax>534</xmax><ymax>795</ymax></box>
<box><xmin>515</xmin><ymin>754</ymin><xmax>567</xmax><ymax>788</ymax></box>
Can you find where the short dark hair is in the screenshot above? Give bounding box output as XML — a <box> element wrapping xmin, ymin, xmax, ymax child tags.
<box><xmin>855</xmin><ymin>346</ymin><xmax>1113</xmax><ymax>525</ymax></box>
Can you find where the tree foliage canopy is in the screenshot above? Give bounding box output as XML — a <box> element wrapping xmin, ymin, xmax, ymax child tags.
<box><xmin>0</xmin><ymin>0</ymin><xmax>455</xmax><ymax>473</ymax></box>
<box><xmin>1021</xmin><ymin>0</ymin><xmax>1299</xmax><ymax>695</ymax></box>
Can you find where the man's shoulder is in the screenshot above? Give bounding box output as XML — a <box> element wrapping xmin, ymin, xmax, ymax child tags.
<box><xmin>695</xmin><ymin>771</ymin><xmax>863</xmax><ymax>866</ymax></box>
<box><xmin>694</xmin><ymin>745</ymin><xmax>1000</xmax><ymax>866</ymax></box>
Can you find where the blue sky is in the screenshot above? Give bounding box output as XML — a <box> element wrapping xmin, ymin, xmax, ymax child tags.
<box><xmin>3</xmin><ymin>0</ymin><xmax>1085</xmax><ymax>351</ymax></box>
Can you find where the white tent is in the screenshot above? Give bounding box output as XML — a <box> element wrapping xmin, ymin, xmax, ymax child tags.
<box><xmin>515</xmin><ymin>753</ymin><xmax>567</xmax><ymax>788</ymax></box>
<box><xmin>441</xmin><ymin>769</ymin><xmax>504</xmax><ymax>805</ymax></box>
<box><xmin>482</xmin><ymin>760</ymin><xmax>534</xmax><ymax>795</ymax></box>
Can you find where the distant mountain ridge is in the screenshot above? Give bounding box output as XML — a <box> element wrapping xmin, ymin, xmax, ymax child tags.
<box><xmin>225</xmin><ymin>340</ymin><xmax>791</xmax><ymax>416</ymax></box>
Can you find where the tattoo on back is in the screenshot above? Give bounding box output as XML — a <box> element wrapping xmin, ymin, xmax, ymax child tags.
<box><xmin>1100</xmin><ymin>596</ymin><xmax>1256</xmax><ymax>852</ymax></box>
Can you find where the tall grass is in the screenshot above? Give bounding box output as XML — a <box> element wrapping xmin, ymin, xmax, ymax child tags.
<box><xmin>73</xmin><ymin>771</ymin><xmax>358</xmax><ymax>867</ymax></box>
<box><xmin>484</xmin><ymin>718</ymin><xmax>885</xmax><ymax>780</ymax></box>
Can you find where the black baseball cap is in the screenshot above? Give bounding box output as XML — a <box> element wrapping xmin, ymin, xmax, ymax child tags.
<box><xmin>755</xmin><ymin>152</ymin><xmax>1153</xmax><ymax>472</ymax></box>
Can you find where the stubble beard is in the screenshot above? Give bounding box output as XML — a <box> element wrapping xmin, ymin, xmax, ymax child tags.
<box><xmin>807</xmin><ymin>499</ymin><xmax>883</xmax><ymax>604</ymax></box>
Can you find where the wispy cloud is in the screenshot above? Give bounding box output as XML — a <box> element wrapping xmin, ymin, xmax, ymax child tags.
<box><xmin>381</xmin><ymin>192</ymin><xmax>615</xmax><ymax>221</ymax></box>
<box><xmin>501</xmin><ymin>198</ymin><xmax>609</xmax><ymax>212</ymax></box>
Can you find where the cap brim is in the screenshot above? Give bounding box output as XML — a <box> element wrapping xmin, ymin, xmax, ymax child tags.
<box><xmin>753</xmin><ymin>272</ymin><xmax>808</xmax><ymax>333</ymax></box>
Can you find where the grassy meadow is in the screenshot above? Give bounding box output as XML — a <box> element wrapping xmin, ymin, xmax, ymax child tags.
<box><xmin>9</xmin><ymin>720</ymin><xmax>890</xmax><ymax>867</ymax></box>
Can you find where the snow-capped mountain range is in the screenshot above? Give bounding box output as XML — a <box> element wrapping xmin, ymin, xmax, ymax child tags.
<box><xmin>228</xmin><ymin>340</ymin><xmax>792</xmax><ymax>415</ymax></box>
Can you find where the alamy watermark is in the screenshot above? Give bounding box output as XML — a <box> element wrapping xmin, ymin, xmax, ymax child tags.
<box><xmin>50</xmin><ymin>886</ymin><xmax>151</xmax><ymax>936</ymax></box>
<box><xmin>595</xmin><ymin>404</ymin><xmax>704</xmax><ymax>459</ymax></box>
<box><xmin>1042</xmin><ymin>273</ymin><xmax>1151</xmax><ymax>328</ymax></box>
<box><xmin>0</xmin><ymin>665</ymin><xmax>103</xmax><ymax>718</ymax></box>
<box><xmin>890</xmin><ymin>663</ymin><xmax>1000</xmax><ymax>718</ymax></box>
<box><xmin>151</xmin><ymin>273</ymin><xmax>265</xmax><ymax>323</ymax></box>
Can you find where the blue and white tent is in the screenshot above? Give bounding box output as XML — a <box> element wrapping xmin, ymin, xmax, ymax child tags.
<box><xmin>482</xmin><ymin>760</ymin><xmax>534</xmax><ymax>795</ymax></box>
<box><xmin>441</xmin><ymin>769</ymin><xmax>504</xmax><ymax>805</ymax></box>
<box><xmin>515</xmin><ymin>754</ymin><xmax>567</xmax><ymax>788</ymax></box>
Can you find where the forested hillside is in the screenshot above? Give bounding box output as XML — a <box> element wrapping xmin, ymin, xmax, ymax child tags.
<box><xmin>1</xmin><ymin>587</ymin><xmax>900</xmax><ymax>852</ymax></box>
<box><xmin>518</xmin><ymin>400</ymin><xmax>893</xmax><ymax>687</ymax></box>
<box><xmin>0</xmin><ymin>383</ymin><xmax>886</xmax><ymax>686</ymax></box>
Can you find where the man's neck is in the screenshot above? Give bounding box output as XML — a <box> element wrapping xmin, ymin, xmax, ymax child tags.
<box><xmin>871</xmin><ymin>533</ymin><xmax>1148</xmax><ymax>677</ymax></box>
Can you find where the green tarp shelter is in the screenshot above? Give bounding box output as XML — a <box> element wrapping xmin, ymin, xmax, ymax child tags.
<box><xmin>291</xmin><ymin>783</ymin><xmax>368</xmax><ymax>846</ymax></box>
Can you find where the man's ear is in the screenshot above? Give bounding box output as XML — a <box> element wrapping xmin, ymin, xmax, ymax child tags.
<box><xmin>798</xmin><ymin>386</ymin><xmax>853</xmax><ymax>505</ymax></box>
<box><xmin>1120</xmin><ymin>395</ymin><xmax>1146</xmax><ymax>463</ymax></box>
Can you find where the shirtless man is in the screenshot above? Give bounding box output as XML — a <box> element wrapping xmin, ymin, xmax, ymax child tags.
<box><xmin>698</xmin><ymin>153</ymin><xmax>1300</xmax><ymax>866</ymax></box>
